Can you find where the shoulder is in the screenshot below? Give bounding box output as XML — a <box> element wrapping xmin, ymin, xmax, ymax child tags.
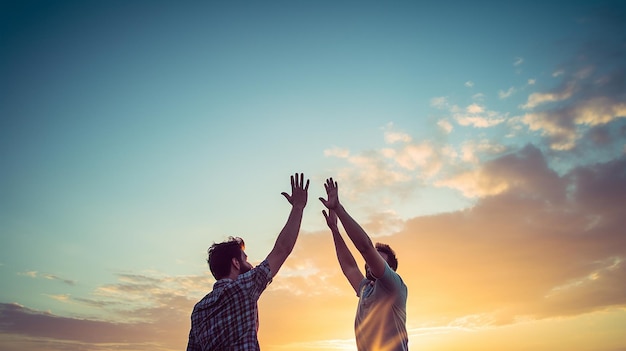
<box><xmin>237</xmin><ymin>259</ymin><xmax>272</xmax><ymax>285</ymax></box>
<box><xmin>376</xmin><ymin>264</ymin><xmax>406</xmax><ymax>291</ymax></box>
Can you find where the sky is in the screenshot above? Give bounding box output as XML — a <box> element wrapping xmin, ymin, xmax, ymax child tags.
<box><xmin>1</xmin><ymin>0</ymin><xmax>625</xmax><ymax>350</ymax></box>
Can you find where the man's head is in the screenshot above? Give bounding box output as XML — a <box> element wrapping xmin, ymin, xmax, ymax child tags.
<box><xmin>207</xmin><ymin>236</ymin><xmax>253</xmax><ymax>280</ymax></box>
<box><xmin>365</xmin><ymin>243</ymin><xmax>399</xmax><ymax>281</ymax></box>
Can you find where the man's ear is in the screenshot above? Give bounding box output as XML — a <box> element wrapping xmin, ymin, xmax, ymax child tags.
<box><xmin>232</xmin><ymin>257</ymin><xmax>240</xmax><ymax>270</ymax></box>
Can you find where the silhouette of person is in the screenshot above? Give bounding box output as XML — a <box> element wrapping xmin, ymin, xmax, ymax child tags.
<box><xmin>320</xmin><ymin>177</ymin><xmax>408</xmax><ymax>351</ymax></box>
<box><xmin>186</xmin><ymin>173</ymin><xmax>309</xmax><ymax>351</ymax></box>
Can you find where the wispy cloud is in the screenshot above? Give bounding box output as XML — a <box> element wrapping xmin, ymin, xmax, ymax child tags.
<box><xmin>499</xmin><ymin>87</ymin><xmax>516</xmax><ymax>99</ymax></box>
<box><xmin>324</xmin><ymin>147</ymin><xmax>350</xmax><ymax>158</ymax></box>
<box><xmin>383</xmin><ymin>129</ymin><xmax>412</xmax><ymax>144</ymax></box>
<box><xmin>472</xmin><ymin>93</ymin><xmax>485</xmax><ymax>100</ymax></box>
<box><xmin>18</xmin><ymin>271</ymin><xmax>76</xmax><ymax>285</ymax></box>
<box><xmin>453</xmin><ymin>104</ymin><xmax>506</xmax><ymax>128</ymax></box>
<box><xmin>521</xmin><ymin>81</ymin><xmax>577</xmax><ymax>109</ymax></box>
<box><xmin>520</xmin><ymin>84</ymin><xmax>626</xmax><ymax>150</ymax></box>
<box><xmin>431</xmin><ymin>96</ymin><xmax>450</xmax><ymax>109</ymax></box>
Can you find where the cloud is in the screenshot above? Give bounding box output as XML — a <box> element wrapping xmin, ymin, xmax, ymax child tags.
<box><xmin>437</xmin><ymin>119</ymin><xmax>453</xmax><ymax>134</ymax></box>
<box><xmin>453</xmin><ymin>105</ymin><xmax>506</xmax><ymax>128</ymax></box>
<box><xmin>430</xmin><ymin>101</ymin><xmax>507</xmax><ymax>130</ymax></box>
<box><xmin>0</xmin><ymin>268</ymin><xmax>221</xmax><ymax>350</ymax></box>
<box><xmin>514</xmin><ymin>57</ymin><xmax>524</xmax><ymax>66</ymax></box>
<box><xmin>431</xmin><ymin>96</ymin><xmax>449</xmax><ymax>109</ymax></box>
<box><xmin>406</xmin><ymin>151</ymin><xmax>626</xmax><ymax>325</ymax></box>
<box><xmin>521</xmin><ymin>81</ymin><xmax>577</xmax><ymax>109</ymax></box>
<box><xmin>465</xmin><ymin>81</ymin><xmax>474</xmax><ymax>88</ymax></box>
<box><xmin>18</xmin><ymin>271</ymin><xmax>76</xmax><ymax>285</ymax></box>
<box><xmin>466</xmin><ymin>103</ymin><xmax>484</xmax><ymax>114</ymax></box>
<box><xmin>384</xmin><ymin>130</ymin><xmax>412</xmax><ymax>144</ymax></box>
<box><xmin>321</xmin><ymin>125</ymin><xmax>451</xmax><ymax>204</ymax></box>
<box><xmin>516</xmin><ymin>35</ymin><xmax>626</xmax><ymax>151</ymax></box>
<box><xmin>458</xmin><ymin>139</ymin><xmax>508</xmax><ymax>165</ymax></box>
<box><xmin>435</xmin><ymin>144</ymin><xmax>564</xmax><ymax>199</ymax></box>
<box><xmin>46</xmin><ymin>294</ymin><xmax>71</xmax><ymax>302</ymax></box>
<box><xmin>18</xmin><ymin>271</ymin><xmax>38</xmax><ymax>278</ymax></box>
<box><xmin>324</xmin><ymin>147</ymin><xmax>350</xmax><ymax>158</ymax></box>
<box><xmin>0</xmin><ymin>303</ymin><xmax>179</xmax><ymax>348</ymax></box>
<box><xmin>522</xmin><ymin>97</ymin><xmax>626</xmax><ymax>151</ymax></box>
<box><xmin>499</xmin><ymin>87</ymin><xmax>516</xmax><ymax>99</ymax></box>
<box><xmin>287</xmin><ymin>146</ymin><xmax>626</xmax><ymax>335</ymax></box>
<box><xmin>392</xmin><ymin>142</ymin><xmax>438</xmax><ymax>172</ymax></box>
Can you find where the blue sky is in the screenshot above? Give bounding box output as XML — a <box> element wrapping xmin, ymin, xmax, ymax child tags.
<box><xmin>1</xmin><ymin>1</ymin><xmax>625</xmax><ymax>350</ymax></box>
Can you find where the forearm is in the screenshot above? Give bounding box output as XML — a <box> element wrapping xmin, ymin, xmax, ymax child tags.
<box><xmin>273</xmin><ymin>206</ymin><xmax>304</xmax><ymax>258</ymax></box>
<box><xmin>334</xmin><ymin>204</ymin><xmax>374</xmax><ymax>253</ymax></box>
<box><xmin>331</xmin><ymin>227</ymin><xmax>359</xmax><ymax>274</ymax></box>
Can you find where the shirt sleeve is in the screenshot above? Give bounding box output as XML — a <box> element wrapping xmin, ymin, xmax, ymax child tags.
<box><xmin>236</xmin><ymin>259</ymin><xmax>272</xmax><ymax>301</ymax></box>
<box><xmin>376</xmin><ymin>264</ymin><xmax>404</xmax><ymax>293</ymax></box>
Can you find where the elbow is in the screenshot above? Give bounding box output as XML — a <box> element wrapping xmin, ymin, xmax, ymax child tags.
<box><xmin>354</xmin><ymin>239</ymin><xmax>374</xmax><ymax>254</ymax></box>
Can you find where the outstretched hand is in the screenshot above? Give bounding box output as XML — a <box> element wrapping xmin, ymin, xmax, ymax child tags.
<box><xmin>319</xmin><ymin>177</ymin><xmax>339</xmax><ymax>210</ymax></box>
<box><xmin>281</xmin><ymin>173</ymin><xmax>309</xmax><ymax>210</ymax></box>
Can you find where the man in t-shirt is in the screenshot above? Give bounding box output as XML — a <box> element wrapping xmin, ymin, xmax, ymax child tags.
<box><xmin>320</xmin><ymin>177</ymin><xmax>408</xmax><ymax>351</ymax></box>
<box><xmin>187</xmin><ymin>173</ymin><xmax>309</xmax><ymax>351</ymax></box>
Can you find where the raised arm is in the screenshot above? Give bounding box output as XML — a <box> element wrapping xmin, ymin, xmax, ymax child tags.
<box><xmin>323</xmin><ymin>209</ymin><xmax>364</xmax><ymax>293</ymax></box>
<box><xmin>319</xmin><ymin>178</ymin><xmax>387</xmax><ymax>279</ymax></box>
<box><xmin>266</xmin><ymin>173</ymin><xmax>309</xmax><ymax>278</ymax></box>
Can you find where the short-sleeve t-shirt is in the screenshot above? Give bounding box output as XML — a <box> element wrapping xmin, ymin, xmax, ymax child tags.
<box><xmin>355</xmin><ymin>264</ymin><xmax>408</xmax><ymax>351</ymax></box>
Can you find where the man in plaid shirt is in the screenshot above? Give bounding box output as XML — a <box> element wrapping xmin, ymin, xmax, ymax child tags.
<box><xmin>187</xmin><ymin>173</ymin><xmax>309</xmax><ymax>351</ymax></box>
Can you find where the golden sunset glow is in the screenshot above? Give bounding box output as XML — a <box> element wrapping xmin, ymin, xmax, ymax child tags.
<box><xmin>2</xmin><ymin>1</ymin><xmax>625</xmax><ymax>350</ymax></box>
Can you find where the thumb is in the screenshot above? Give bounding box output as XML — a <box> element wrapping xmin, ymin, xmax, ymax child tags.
<box><xmin>282</xmin><ymin>192</ymin><xmax>292</xmax><ymax>203</ymax></box>
<box><xmin>319</xmin><ymin>197</ymin><xmax>328</xmax><ymax>207</ymax></box>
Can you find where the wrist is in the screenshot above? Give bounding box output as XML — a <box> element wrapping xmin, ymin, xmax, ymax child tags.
<box><xmin>292</xmin><ymin>203</ymin><xmax>306</xmax><ymax>211</ymax></box>
<box><xmin>332</xmin><ymin>203</ymin><xmax>344</xmax><ymax>213</ymax></box>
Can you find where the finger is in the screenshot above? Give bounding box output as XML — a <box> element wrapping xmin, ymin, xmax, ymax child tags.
<box><xmin>319</xmin><ymin>197</ymin><xmax>328</xmax><ymax>207</ymax></box>
<box><xmin>291</xmin><ymin>174</ymin><xmax>295</xmax><ymax>190</ymax></box>
<box><xmin>322</xmin><ymin>210</ymin><xmax>328</xmax><ymax>219</ymax></box>
<box><xmin>304</xmin><ymin>179</ymin><xmax>310</xmax><ymax>191</ymax></box>
<box><xmin>299</xmin><ymin>173</ymin><xmax>304</xmax><ymax>189</ymax></box>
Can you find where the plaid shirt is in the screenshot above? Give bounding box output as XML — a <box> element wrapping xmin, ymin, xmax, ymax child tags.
<box><xmin>187</xmin><ymin>259</ymin><xmax>272</xmax><ymax>351</ymax></box>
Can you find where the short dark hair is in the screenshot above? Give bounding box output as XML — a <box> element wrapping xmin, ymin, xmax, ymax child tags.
<box><xmin>375</xmin><ymin>243</ymin><xmax>398</xmax><ymax>271</ymax></box>
<box><xmin>207</xmin><ymin>237</ymin><xmax>245</xmax><ymax>279</ymax></box>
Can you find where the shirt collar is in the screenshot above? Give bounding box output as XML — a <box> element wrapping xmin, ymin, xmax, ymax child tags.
<box><xmin>213</xmin><ymin>278</ymin><xmax>234</xmax><ymax>289</ymax></box>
